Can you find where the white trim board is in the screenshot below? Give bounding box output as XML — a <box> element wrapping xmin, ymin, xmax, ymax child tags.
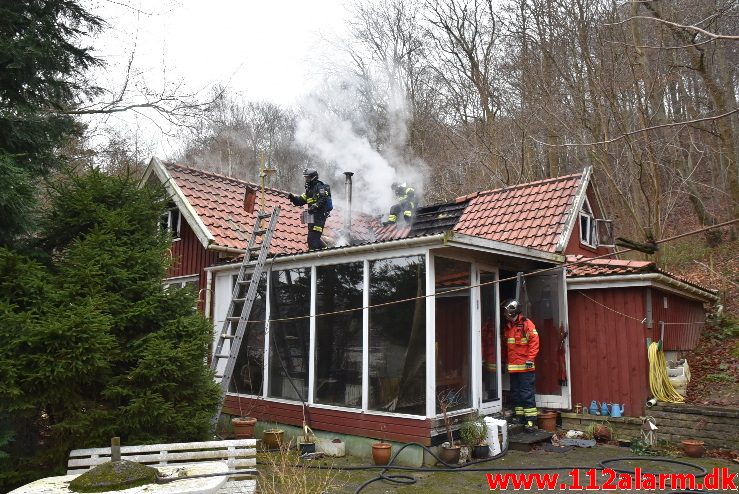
<box><xmin>143</xmin><ymin>157</ymin><xmax>215</xmax><ymax>249</ymax></box>
<box><xmin>567</xmin><ymin>273</ymin><xmax>717</xmax><ymax>303</ymax></box>
<box><xmin>556</xmin><ymin>166</ymin><xmax>592</xmax><ymax>253</ymax></box>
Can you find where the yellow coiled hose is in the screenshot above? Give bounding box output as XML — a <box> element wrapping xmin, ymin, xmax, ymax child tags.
<box><xmin>648</xmin><ymin>341</ymin><xmax>685</xmax><ymax>403</ymax></box>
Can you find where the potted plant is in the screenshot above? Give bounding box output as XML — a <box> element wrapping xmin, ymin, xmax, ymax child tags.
<box><xmin>437</xmin><ymin>388</ymin><xmax>464</xmax><ymax>465</ymax></box>
<box><xmin>681</xmin><ymin>439</ymin><xmax>705</xmax><ymax>458</ymax></box>
<box><xmin>371</xmin><ymin>425</ymin><xmax>392</xmax><ymax>465</ymax></box>
<box><xmin>459</xmin><ymin>414</ymin><xmax>489</xmax><ymax>459</ymax></box>
<box><xmin>587</xmin><ymin>420</ymin><xmax>613</xmax><ymax>443</ymax></box>
<box><xmin>261</xmin><ymin>424</ymin><xmax>285</xmax><ymax>450</ymax></box>
<box><xmin>230</xmin><ymin>380</ymin><xmax>258</xmax><ymax>439</ymax></box>
<box><xmin>298</xmin><ymin>423</ymin><xmax>316</xmax><ymax>455</ymax></box>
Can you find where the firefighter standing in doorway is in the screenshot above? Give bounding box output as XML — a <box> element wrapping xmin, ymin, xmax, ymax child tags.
<box><xmin>502</xmin><ymin>299</ymin><xmax>540</xmax><ymax>432</ymax></box>
<box><xmin>288</xmin><ymin>168</ymin><xmax>333</xmax><ymax>250</ymax></box>
<box><xmin>383</xmin><ymin>182</ymin><xmax>416</xmax><ymax>226</ymax></box>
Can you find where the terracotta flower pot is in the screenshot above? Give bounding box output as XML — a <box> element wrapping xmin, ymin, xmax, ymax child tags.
<box><xmin>593</xmin><ymin>424</ymin><xmax>612</xmax><ymax>443</ymax></box>
<box><xmin>537</xmin><ymin>411</ymin><xmax>558</xmax><ymax>432</ymax></box>
<box><xmin>681</xmin><ymin>439</ymin><xmax>705</xmax><ymax>458</ymax></box>
<box><xmin>372</xmin><ymin>442</ymin><xmax>392</xmax><ymax>465</ymax></box>
<box><xmin>231</xmin><ymin>417</ymin><xmax>257</xmax><ymax>439</ymax></box>
<box><xmin>262</xmin><ymin>429</ymin><xmax>284</xmax><ymax>450</ymax></box>
<box><xmin>439</xmin><ymin>445</ymin><xmax>461</xmax><ymax>465</ymax></box>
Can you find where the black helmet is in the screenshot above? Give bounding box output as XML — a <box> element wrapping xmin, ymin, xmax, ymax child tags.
<box><xmin>303</xmin><ymin>168</ymin><xmax>318</xmax><ymax>183</ymax></box>
<box><xmin>502</xmin><ymin>299</ymin><xmax>522</xmax><ymax>318</ymax></box>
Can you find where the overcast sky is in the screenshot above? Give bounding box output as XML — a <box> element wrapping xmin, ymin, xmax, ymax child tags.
<box><xmin>84</xmin><ymin>0</ymin><xmax>353</xmax><ymax>155</ymax></box>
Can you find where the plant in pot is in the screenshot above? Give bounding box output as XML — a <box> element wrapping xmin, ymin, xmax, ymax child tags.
<box><xmin>459</xmin><ymin>414</ymin><xmax>489</xmax><ymax>459</ymax></box>
<box><xmin>587</xmin><ymin>420</ymin><xmax>613</xmax><ymax>443</ymax></box>
<box><xmin>437</xmin><ymin>387</ymin><xmax>464</xmax><ymax>465</ymax></box>
<box><xmin>298</xmin><ymin>423</ymin><xmax>316</xmax><ymax>455</ymax></box>
<box><xmin>262</xmin><ymin>423</ymin><xmax>285</xmax><ymax>451</ymax></box>
<box><xmin>230</xmin><ymin>390</ymin><xmax>257</xmax><ymax>439</ymax></box>
<box><xmin>681</xmin><ymin>439</ymin><xmax>705</xmax><ymax>458</ymax></box>
<box><xmin>371</xmin><ymin>424</ymin><xmax>392</xmax><ymax>466</ymax></box>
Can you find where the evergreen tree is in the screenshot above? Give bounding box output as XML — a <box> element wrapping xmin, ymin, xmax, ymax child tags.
<box><xmin>0</xmin><ymin>168</ymin><xmax>220</xmax><ymax>490</ymax></box>
<box><xmin>0</xmin><ymin>0</ymin><xmax>101</xmax><ymax>245</ymax></box>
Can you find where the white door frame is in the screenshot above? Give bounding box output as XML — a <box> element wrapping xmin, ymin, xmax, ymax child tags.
<box><xmin>476</xmin><ymin>263</ymin><xmax>502</xmax><ymax>415</ymax></box>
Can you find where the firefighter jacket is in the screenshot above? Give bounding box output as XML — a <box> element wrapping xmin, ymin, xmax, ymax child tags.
<box><xmin>503</xmin><ymin>315</ymin><xmax>539</xmax><ymax>373</ymax></box>
<box><xmin>388</xmin><ymin>186</ymin><xmax>416</xmax><ymax>223</ymax></box>
<box><xmin>290</xmin><ymin>179</ymin><xmax>332</xmax><ymax>216</ymax></box>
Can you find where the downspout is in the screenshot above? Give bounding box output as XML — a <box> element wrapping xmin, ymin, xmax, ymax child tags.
<box><xmin>205</xmin><ymin>269</ymin><xmax>214</xmax><ymax>321</ymax></box>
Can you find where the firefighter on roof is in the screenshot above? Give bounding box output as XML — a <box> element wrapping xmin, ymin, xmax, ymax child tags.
<box><xmin>288</xmin><ymin>168</ymin><xmax>333</xmax><ymax>250</ymax></box>
<box><xmin>383</xmin><ymin>182</ymin><xmax>416</xmax><ymax>226</ymax></box>
<box><xmin>502</xmin><ymin>299</ymin><xmax>540</xmax><ymax>432</ymax></box>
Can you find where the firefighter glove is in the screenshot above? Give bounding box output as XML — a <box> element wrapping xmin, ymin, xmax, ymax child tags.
<box><xmin>525</xmin><ymin>360</ymin><xmax>534</xmax><ymax>369</ymax></box>
<box><xmin>288</xmin><ymin>193</ymin><xmax>294</xmax><ymax>200</ymax></box>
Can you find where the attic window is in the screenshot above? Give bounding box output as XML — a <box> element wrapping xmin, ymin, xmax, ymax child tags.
<box><xmin>161</xmin><ymin>205</ymin><xmax>181</xmax><ymax>239</ymax></box>
<box><xmin>579</xmin><ymin>198</ymin><xmax>596</xmax><ymax>248</ymax></box>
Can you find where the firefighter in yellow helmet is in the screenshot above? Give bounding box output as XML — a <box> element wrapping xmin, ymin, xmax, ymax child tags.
<box><xmin>383</xmin><ymin>182</ymin><xmax>416</xmax><ymax>226</ymax></box>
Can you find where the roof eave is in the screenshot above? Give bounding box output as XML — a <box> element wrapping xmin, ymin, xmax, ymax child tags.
<box><xmin>446</xmin><ymin>232</ymin><xmax>565</xmax><ymax>263</ymax></box>
<box><xmin>143</xmin><ymin>157</ymin><xmax>215</xmax><ymax>249</ymax></box>
<box><xmin>204</xmin><ymin>234</ymin><xmax>447</xmax><ymax>273</ymax></box>
<box><xmin>555</xmin><ymin>166</ymin><xmax>592</xmax><ymax>253</ymax></box>
<box><xmin>567</xmin><ymin>273</ymin><xmax>718</xmax><ymax>303</ymax></box>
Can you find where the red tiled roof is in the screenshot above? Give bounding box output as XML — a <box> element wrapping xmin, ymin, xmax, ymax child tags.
<box><xmin>453</xmin><ymin>173</ymin><xmax>584</xmax><ymax>252</ymax></box>
<box><xmin>165</xmin><ymin>163</ymin><xmax>588</xmax><ymax>257</ymax></box>
<box><xmin>565</xmin><ymin>255</ymin><xmax>715</xmax><ymax>295</ymax></box>
<box><xmin>566</xmin><ymin>255</ymin><xmax>655</xmax><ymax>276</ymax></box>
<box><xmin>167</xmin><ymin>163</ymin><xmax>389</xmax><ymax>255</ymax></box>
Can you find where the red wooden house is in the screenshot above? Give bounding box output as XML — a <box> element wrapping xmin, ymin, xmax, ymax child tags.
<box><xmin>142</xmin><ymin>157</ymin><xmax>716</xmax><ymax>446</ymax></box>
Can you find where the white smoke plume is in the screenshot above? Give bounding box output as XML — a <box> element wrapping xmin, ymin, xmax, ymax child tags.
<box><xmin>294</xmin><ymin>77</ymin><xmax>427</xmax><ymax>218</ymax></box>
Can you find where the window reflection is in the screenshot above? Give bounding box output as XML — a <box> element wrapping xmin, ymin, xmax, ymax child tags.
<box><xmin>368</xmin><ymin>256</ymin><xmax>426</xmax><ymax>415</ymax></box>
<box><xmin>229</xmin><ymin>273</ymin><xmax>266</xmax><ymax>396</ymax></box>
<box><xmin>268</xmin><ymin>268</ymin><xmax>310</xmax><ymax>401</ymax></box>
<box><xmin>435</xmin><ymin>257</ymin><xmax>471</xmax><ymax>412</ymax></box>
<box><xmin>315</xmin><ymin>263</ymin><xmax>363</xmax><ymax>407</ymax></box>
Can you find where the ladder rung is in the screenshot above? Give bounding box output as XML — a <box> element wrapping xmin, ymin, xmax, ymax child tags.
<box><xmin>220</xmin><ymin>334</ymin><xmax>235</xmax><ymax>339</ymax></box>
<box><xmin>214</xmin><ymin>374</ymin><xmax>224</xmax><ymax>379</ymax></box>
<box><xmin>232</xmin><ymin>297</ymin><xmax>246</xmax><ymax>302</ymax></box>
<box><xmin>253</xmin><ymin>229</ymin><xmax>267</xmax><ymax>236</ymax></box>
<box><xmin>214</xmin><ymin>353</ymin><xmax>230</xmax><ymax>359</ymax></box>
<box><xmin>237</xmin><ymin>278</ymin><xmax>253</xmax><ymax>285</ymax></box>
<box><xmin>226</xmin><ymin>316</ymin><xmax>241</xmax><ymax>321</ymax></box>
<box><xmin>257</xmin><ymin>212</ymin><xmax>272</xmax><ymax>219</ymax></box>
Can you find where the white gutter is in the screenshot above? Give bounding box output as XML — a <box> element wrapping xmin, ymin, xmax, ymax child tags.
<box><xmin>204</xmin><ymin>234</ymin><xmax>447</xmax><ymax>274</ymax></box>
<box><xmin>567</xmin><ymin>273</ymin><xmax>717</xmax><ymax>303</ymax></box>
<box><xmin>446</xmin><ymin>232</ymin><xmax>565</xmax><ymax>263</ymax></box>
<box><xmin>555</xmin><ymin>166</ymin><xmax>592</xmax><ymax>253</ymax></box>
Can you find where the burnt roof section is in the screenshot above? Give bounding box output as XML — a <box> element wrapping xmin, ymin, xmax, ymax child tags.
<box><xmin>410</xmin><ymin>200</ymin><xmax>469</xmax><ymax>236</ymax></box>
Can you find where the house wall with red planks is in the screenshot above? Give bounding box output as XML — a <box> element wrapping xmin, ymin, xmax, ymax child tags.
<box><xmin>567</xmin><ymin>287</ymin><xmax>650</xmax><ymax>416</ymax></box>
<box><xmin>651</xmin><ymin>288</ymin><xmax>706</xmax><ymax>351</ymax></box>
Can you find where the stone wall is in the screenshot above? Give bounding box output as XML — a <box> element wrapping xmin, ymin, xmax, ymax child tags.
<box><xmin>560</xmin><ymin>413</ymin><xmax>643</xmax><ymax>440</ymax></box>
<box><xmin>561</xmin><ymin>405</ymin><xmax>739</xmax><ymax>450</ymax></box>
<box><xmin>647</xmin><ymin>404</ymin><xmax>739</xmax><ymax>450</ymax></box>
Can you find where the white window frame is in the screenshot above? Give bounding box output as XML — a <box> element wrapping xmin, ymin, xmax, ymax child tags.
<box><xmin>579</xmin><ymin>198</ymin><xmax>597</xmax><ymax>248</ymax></box>
<box><xmin>161</xmin><ymin>208</ymin><xmax>181</xmax><ymax>240</ymax></box>
<box><xmin>163</xmin><ymin>274</ymin><xmax>198</xmax><ymax>289</ymax></box>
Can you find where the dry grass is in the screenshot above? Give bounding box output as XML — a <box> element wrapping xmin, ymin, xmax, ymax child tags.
<box><xmin>257</xmin><ymin>441</ymin><xmax>346</xmax><ymax>494</ymax></box>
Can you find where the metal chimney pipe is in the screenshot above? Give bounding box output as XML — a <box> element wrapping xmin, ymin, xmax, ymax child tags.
<box><xmin>344</xmin><ymin>172</ymin><xmax>354</xmax><ymax>234</ymax></box>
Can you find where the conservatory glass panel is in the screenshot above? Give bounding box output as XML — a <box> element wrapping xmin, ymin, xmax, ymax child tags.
<box><xmin>268</xmin><ymin>268</ymin><xmax>311</xmax><ymax>401</ymax></box>
<box><xmin>434</xmin><ymin>257</ymin><xmax>471</xmax><ymax>412</ymax></box>
<box><xmin>229</xmin><ymin>272</ymin><xmax>267</xmax><ymax>396</ymax></box>
<box><xmin>314</xmin><ymin>262</ymin><xmax>364</xmax><ymax>407</ymax></box>
<box><xmin>368</xmin><ymin>256</ymin><xmax>426</xmax><ymax>415</ymax></box>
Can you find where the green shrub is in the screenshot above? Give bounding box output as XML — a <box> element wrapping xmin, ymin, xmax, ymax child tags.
<box><xmin>459</xmin><ymin>415</ymin><xmax>487</xmax><ymax>447</ymax></box>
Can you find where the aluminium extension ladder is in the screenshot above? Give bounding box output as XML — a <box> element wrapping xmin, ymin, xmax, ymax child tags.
<box><xmin>210</xmin><ymin>207</ymin><xmax>280</xmax><ymax>428</ymax></box>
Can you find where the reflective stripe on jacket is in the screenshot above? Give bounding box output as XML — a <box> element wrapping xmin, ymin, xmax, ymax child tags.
<box><xmin>504</xmin><ymin>315</ymin><xmax>539</xmax><ymax>373</ymax></box>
